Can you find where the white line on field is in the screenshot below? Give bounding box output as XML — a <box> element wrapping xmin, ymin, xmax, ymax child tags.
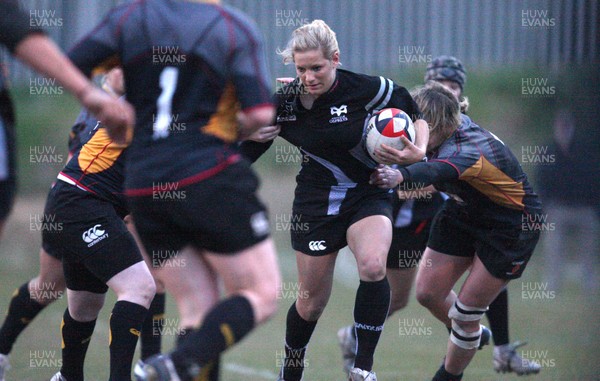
<box><xmin>223</xmin><ymin>363</ymin><xmax>278</xmax><ymax>379</ymax></box>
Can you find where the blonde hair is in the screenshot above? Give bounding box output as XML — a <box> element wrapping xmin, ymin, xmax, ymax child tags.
<box><xmin>278</xmin><ymin>19</ymin><xmax>339</xmax><ymax>64</ymax></box>
<box><xmin>410</xmin><ymin>82</ymin><xmax>461</xmax><ymax>143</ymax></box>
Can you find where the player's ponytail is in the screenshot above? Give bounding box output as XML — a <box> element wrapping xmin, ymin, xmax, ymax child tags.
<box><xmin>278</xmin><ymin>19</ymin><xmax>340</xmax><ymax>64</ymax></box>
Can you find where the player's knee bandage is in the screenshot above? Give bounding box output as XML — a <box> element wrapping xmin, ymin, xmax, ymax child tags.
<box><xmin>448</xmin><ymin>299</ymin><xmax>488</xmax><ymax>350</ymax></box>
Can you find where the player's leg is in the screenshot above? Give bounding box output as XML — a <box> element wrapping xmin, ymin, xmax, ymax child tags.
<box><xmin>0</xmin><ymin>177</ymin><xmax>19</xmax><ymax>378</ymax></box>
<box><xmin>0</xmin><ymin>248</ymin><xmax>64</xmax><ymax>360</ymax></box>
<box><xmin>127</xmin><ymin>217</ymin><xmax>167</xmax><ymax>362</ymax></box>
<box><xmin>337</xmin><ymin>267</ymin><xmax>416</xmax><ymax>375</ymax></box>
<box><xmin>388</xmin><ymin>268</ymin><xmax>418</xmax><ymax>313</ymax></box>
<box><xmin>435</xmin><ymin>256</ymin><xmax>508</xmax><ymax>380</ymax></box>
<box><xmin>415</xmin><ymin>207</ymin><xmax>489</xmax><ymax>346</ymax></box>
<box><xmin>150</xmin><ymin>238</ymin><xmax>279</xmax><ymax>380</ymax></box>
<box><xmin>59</xmin><ymin>291</ymin><xmax>105</xmax><ymax>381</ymax></box>
<box><xmin>415</xmin><ymin>250</ymin><xmax>472</xmax><ymax>328</ymax></box>
<box><xmin>487</xmin><ymin>288</ymin><xmax>542</xmax><ymax>375</ymax></box>
<box><xmin>279</xmin><ymin>250</ymin><xmax>338</xmax><ymax>381</ymax></box>
<box><xmin>346</xmin><ymin>215</ymin><xmax>392</xmax><ymax>379</ymax></box>
<box><xmin>58</xmin><ymin>209</ymin><xmax>154</xmax><ymax>380</ymax></box>
<box><xmin>105</xmin><ymin>260</ymin><xmax>156</xmax><ymax>380</ymax></box>
<box><xmin>486</xmin><ymin>290</ymin><xmax>509</xmax><ymax>348</ymax></box>
<box><xmin>134</xmin><ymin>161</ymin><xmax>279</xmax><ymax>380</ymax></box>
<box><xmin>338</xmin><ymin>213</ymin><xmax>426</xmax><ymax>375</ymax></box>
<box><xmin>151</xmin><ymin>249</ymin><xmax>221</xmax><ymax>381</ymax></box>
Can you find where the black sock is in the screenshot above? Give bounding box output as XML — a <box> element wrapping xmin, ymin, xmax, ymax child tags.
<box><xmin>140</xmin><ymin>293</ymin><xmax>165</xmax><ymax>360</ymax></box>
<box><xmin>60</xmin><ymin>309</ymin><xmax>96</xmax><ymax>381</ymax></box>
<box><xmin>0</xmin><ymin>283</ymin><xmax>47</xmax><ymax>354</ymax></box>
<box><xmin>176</xmin><ymin>329</ymin><xmax>220</xmax><ymax>381</ymax></box>
<box><xmin>486</xmin><ymin>288</ymin><xmax>509</xmax><ymax>346</ymax></box>
<box><xmin>353</xmin><ymin>278</ymin><xmax>390</xmax><ymax>371</ymax></box>
<box><xmin>432</xmin><ymin>364</ymin><xmax>463</xmax><ymax>381</ymax></box>
<box><xmin>108</xmin><ymin>301</ymin><xmax>148</xmax><ymax>381</ymax></box>
<box><xmin>282</xmin><ymin>302</ymin><xmax>317</xmax><ymax>381</ymax></box>
<box><xmin>171</xmin><ymin>296</ymin><xmax>254</xmax><ymax>375</ymax></box>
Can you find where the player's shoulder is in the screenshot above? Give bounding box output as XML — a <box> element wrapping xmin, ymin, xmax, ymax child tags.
<box><xmin>458</xmin><ymin>114</ymin><xmax>495</xmax><ymax>142</ymax></box>
<box><xmin>338</xmin><ymin>69</ymin><xmax>392</xmax><ymax>89</ymax></box>
<box><xmin>338</xmin><ymin>69</ymin><xmax>399</xmax><ymax>110</ymax></box>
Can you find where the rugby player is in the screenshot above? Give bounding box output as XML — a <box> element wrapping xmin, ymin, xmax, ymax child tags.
<box><xmin>67</xmin><ymin>1</ymin><xmax>280</xmax><ymax>380</ymax></box>
<box><xmin>0</xmin><ymin>69</ymin><xmax>173</xmax><ymax>381</ymax></box>
<box><xmin>338</xmin><ymin>56</ymin><xmax>540</xmax><ymax>377</ymax></box>
<box><xmin>371</xmin><ymin>82</ymin><xmax>543</xmax><ymax>381</ymax></box>
<box><xmin>37</xmin><ymin>67</ymin><xmax>155</xmax><ymax>381</ymax></box>
<box><xmin>241</xmin><ymin>19</ymin><xmax>428</xmax><ymax>381</ymax></box>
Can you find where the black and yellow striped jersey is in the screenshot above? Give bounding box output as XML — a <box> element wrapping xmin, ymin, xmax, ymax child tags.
<box><xmin>399</xmin><ymin>114</ymin><xmax>542</xmax><ymax>225</ymax></box>
<box><xmin>58</xmin><ymin>108</ymin><xmax>127</xmax><ymax>214</ymax></box>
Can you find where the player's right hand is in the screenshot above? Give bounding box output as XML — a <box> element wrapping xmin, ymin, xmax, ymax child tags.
<box><xmin>246</xmin><ymin>125</ymin><xmax>281</xmax><ymax>143</ymax></box>
<box><xmin>81</xmin><ymin>87</ymin><xmax>135</xmax><ymax>144</ymax></box>
<box><xmin>369</xmin><ymin>164</ymin><xmax>403</xmax><ymax>189</ymax></box>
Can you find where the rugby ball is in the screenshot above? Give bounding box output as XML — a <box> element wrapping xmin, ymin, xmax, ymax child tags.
<box><xmin>365</xmin><ymin>108</ymin><xmax>415</xmax><ymax>163</ymax></box>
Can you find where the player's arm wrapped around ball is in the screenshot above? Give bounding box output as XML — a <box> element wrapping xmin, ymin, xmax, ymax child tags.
<box><xmin>370</xmin><ymin>161</ymin><xmax>457</xmax><ymax>189</ymax></box>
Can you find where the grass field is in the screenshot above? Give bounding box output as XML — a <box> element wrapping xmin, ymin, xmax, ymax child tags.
<box><xmin>1</xmin><ymin>185</ymin><xmax>599</xmax><ymax>381</ymax></box>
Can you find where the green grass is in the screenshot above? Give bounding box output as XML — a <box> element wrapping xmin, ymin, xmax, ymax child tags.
<box><xmin>1</xmin><ymin>190</ymin><xmax>599</xmax><ymax>381</ymax></box>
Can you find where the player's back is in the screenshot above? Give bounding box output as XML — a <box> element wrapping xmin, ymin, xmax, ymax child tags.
<box><xmin>97</xmin><ymin>0</ymin><xmax>271</xmax><ymax>190</ymax></box>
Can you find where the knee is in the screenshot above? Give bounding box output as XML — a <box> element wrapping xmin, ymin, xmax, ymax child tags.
<box><xmin>296</xmin><ymin>296</ymin><xmax>328</xmax><ymax>321</ymax></box>
<box><xmin>448</xmin><ymin>299</ymin><xmax>488</xmax><ymax>350</ymax></box>
<box><xmin>245</xmin><ymin>278</ymin><xmax>280</xmax><ymax>324</ymax></box>
<box><xmin>137</xmin><ymin>275</ymin><xmax>157</xmax><ymax>305</ymax></box>
<box><xmin>69</xmin><ymin>298</ymin><xmax>105</xmax><ymax>321</ymax></box>
<box><xmin>415</xmin><ymin>284</ymin><xmax>437</xmax><ymax>309</ymax></box>
<box><xmin>357</xmin><ymin>257</ymin><xmax>386</xmax><ymax>281</ymax></box>
<box><xmin>119</xmin><ymin>273</ymin><xmax>156</xmax><ymax>307</ymax></box>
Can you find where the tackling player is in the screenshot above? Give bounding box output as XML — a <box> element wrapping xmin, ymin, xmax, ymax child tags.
<box><xmin>67</xmin><ymin>1</ymin><xmax>281</xmax><ymax>380</ymax></box>
<box><xmin>337</xmin><ymin>56</ymin><xmax>540</xmax><ymax>377</ymax></box>
<box><xmin>371</xmin><ymin>82</ymin><xmax>543</xmax><ymax>381</ymax></box>
<box><xmin>241</xmin><ymin>19</ymin><xmax>428</xmax><ymax>381</ymax></box>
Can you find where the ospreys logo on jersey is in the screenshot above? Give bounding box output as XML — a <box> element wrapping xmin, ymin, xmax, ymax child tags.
<box><xmin>277</xmin><ymin>101</ymin><xmax>297</xmax><ymax>122</ymax></box>
<box><xmin>329</xmin><ymin>105</ymin><xmax>348</xmax><ymax>123</ymax></box>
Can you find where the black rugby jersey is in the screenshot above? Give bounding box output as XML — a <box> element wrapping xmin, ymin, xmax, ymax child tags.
<box><xmin>68</xmin><ymin>0</ymin><xmax>273</xmax><ymax>195</ymax></box>
<box><xmin>399</xmin><ymin>114</ymin><xmax>542</xmax><ymax>225</ymax></box>
<box><xmin>58</xmin><ymin>108</ymin><xmax>127</xmax><ymax>214</ymax></box>
<box><xmin>242</xmin><ymin>69</ymin><xmax>421</xmax><ymax>216</ymax></box>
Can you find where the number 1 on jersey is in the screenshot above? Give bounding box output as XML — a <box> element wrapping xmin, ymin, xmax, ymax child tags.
<box><xmin>153</xmin><ymin>67</ymin><xmax>179</xmax><ymax>140</ymax></box>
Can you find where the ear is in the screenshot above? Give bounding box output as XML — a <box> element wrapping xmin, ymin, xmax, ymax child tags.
<box><xmin>331</xmin><ymin>51</ymin><xmax>340</xmax><ymax>66</ymax></box>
